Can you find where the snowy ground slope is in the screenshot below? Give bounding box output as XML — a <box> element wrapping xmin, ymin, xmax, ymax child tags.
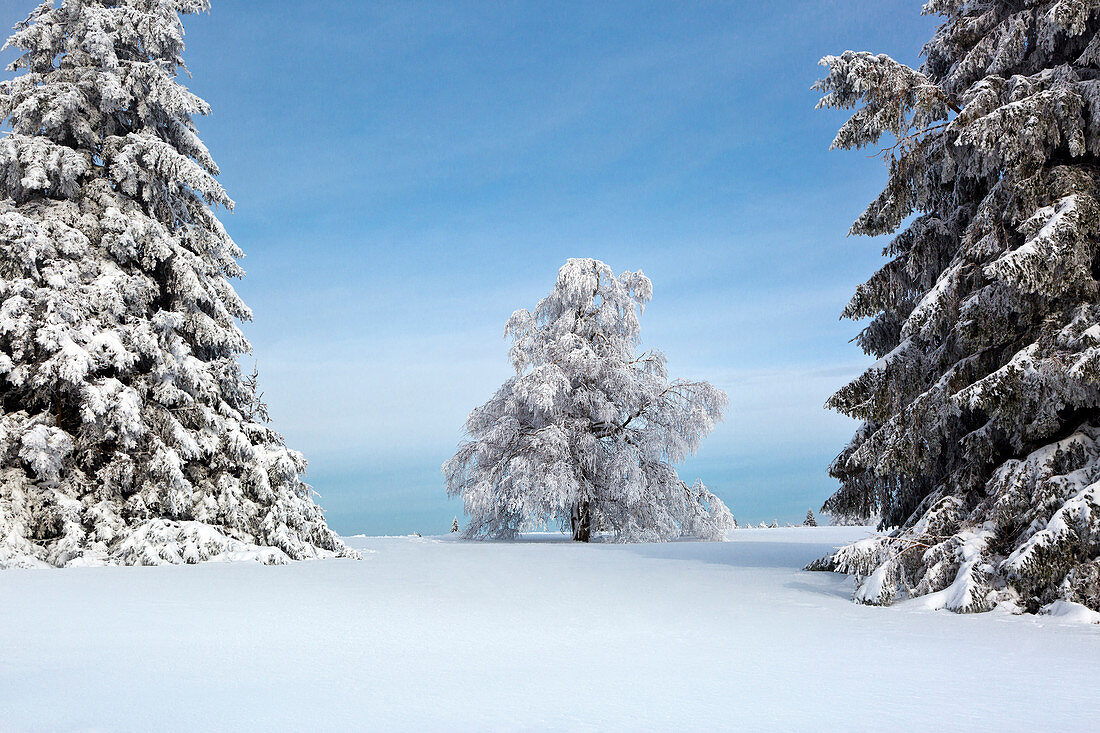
<box><xmin>1</xmin><ymin>527</ymin><xmax>1097</xmax><ymax>732</ymax></box>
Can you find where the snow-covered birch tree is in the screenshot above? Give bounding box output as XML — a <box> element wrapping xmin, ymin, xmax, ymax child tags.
<box><xmin>813</xmin><ymin>0</ymin><xmax>1100</xmax><ymax>614</ymax></box>
<box><xmin>444</xmin><ymin>258</ymin><xmax>733</xmax><ymax>542</ymax></box>
<box><xmin>0</xmin><ymin>0</ymin><xmax>354</xmax><ymax>567</ymax></box>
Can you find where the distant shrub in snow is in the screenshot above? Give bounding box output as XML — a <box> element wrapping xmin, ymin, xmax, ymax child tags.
<box><xmin>0</xmin><ymin>0</ymin><xmax>353</xmax><ymax>568</ymax></box>
<box><xmin>811</xmin><ymin>0</ymin><xmax>1100</xmax><ymax>614</ymax></box>
<box><xmin>444</xmin><ymin>259</ymin><xmax>732</xmax><ymax>542</ymax></box>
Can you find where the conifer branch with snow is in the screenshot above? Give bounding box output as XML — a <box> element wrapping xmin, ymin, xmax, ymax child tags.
<box><xmin>444</xmin><ymin>258</ymin><xmax>733</xmax><ymax>542</ymax></box>
<box><xmin>0</xmin><ymin>0</ymin><xmax>354</xmax><ymax>567</ymax></box>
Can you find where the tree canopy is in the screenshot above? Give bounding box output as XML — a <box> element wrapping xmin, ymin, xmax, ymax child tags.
<box><xmin>445</xmin><ymin>258</ymin><xmax>732</xmax><ymax>542</ymax></box>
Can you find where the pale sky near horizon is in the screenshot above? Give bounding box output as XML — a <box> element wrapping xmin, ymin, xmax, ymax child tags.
<box><xmin>0</xmin><ymin>0</ymin><xmax>939</xmax><ymax>534</ymax></box>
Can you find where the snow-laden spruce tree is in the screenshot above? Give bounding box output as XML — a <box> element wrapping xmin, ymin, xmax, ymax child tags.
<box><xmin>444</xmin><ymin>258</ymin><xmax>733</xmax><ymax>542</ymax></box>
<box><xmin>803</xmin><ymin>509</ymin><xmax>817</xmax><ymax>528</ymax></box>
<box><xmin>0</xmin><ymin>0</ymin><xmax>354</xmax><ymax>567</ymax></box>
<box><xmin>813</xmin><ymin>0</ymin><xmax>1100</xmax><ymax>614</ymax></box>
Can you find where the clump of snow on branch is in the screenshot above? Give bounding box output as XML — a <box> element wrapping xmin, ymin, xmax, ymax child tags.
<box><xmin>444</xmin><ymin>258</ymin><xmax>732</xmax><ymax>542</ymax></box>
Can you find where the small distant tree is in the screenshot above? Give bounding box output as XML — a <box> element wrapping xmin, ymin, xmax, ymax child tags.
<box><xmin>451</xmin><ymin>517</ymin><xmax>459</xmax><ymax>533</ymax></box>
<box><xmin>444</xmin><ymin>259</ymin><xmax>733</xmax><ymax>542</ymax></box>
<box><xmin>241</xmin><ymin>364</ymin><xmax>271</xmax><ymax>424</ymax></box>
<box><xmin>804</xmin><ymin>510</ymin><xmax>818</xmax><ymax>527</ymax></box>
<box><xmin>770</xmin><ymin>519</ymin><xmax>779</xmax><ymax>529</ymax></box>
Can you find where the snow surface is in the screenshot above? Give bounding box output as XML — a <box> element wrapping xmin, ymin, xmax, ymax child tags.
<box><xmin>2</xmin><ymin>526</ymin><xmax>1097</xmax><ymax>732</ymax></box>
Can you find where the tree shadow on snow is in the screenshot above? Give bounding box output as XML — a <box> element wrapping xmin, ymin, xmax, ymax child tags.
<box><xmin>782</xmin><ymin>577</ymin><xmax>857</xmax><ymax>601</ymax></box>
<box><xmin>622</xmin><ymin>539</ymin><xmax>844</xmax><ymax>570</ymax></box>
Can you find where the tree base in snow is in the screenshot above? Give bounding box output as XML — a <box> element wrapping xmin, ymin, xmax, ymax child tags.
<box><xmin>0</xmin><ymin>470</ymin><xmax>358</xmax><ymax>569</ymax></box>
<box><xmin>0</xmin><ymin>517</ymin><xmax>358</xmax><ymax>569</ymax></box>
<box><xmin>808</xmin><ymin>428</ymin><xmax>1100</xmax><ymax>616</ymax></box>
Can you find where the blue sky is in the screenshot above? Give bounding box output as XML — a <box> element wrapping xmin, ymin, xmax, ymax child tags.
<box><xmin>5</xmin><ymin>0</ymin><xmax>938</xmax><ymax>534</ymax></box>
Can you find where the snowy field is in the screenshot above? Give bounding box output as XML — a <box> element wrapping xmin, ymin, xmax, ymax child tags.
<box><xmin>2</xmin><ymin>526</ymin><xmax>1097</xmax><ymax>732</ymax></box>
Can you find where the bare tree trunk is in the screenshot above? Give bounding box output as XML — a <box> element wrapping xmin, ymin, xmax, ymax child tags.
<box><xmin>571</xmin><ymin>500</ymin><xmax>591</xmax><ymax>542</ymax></box>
